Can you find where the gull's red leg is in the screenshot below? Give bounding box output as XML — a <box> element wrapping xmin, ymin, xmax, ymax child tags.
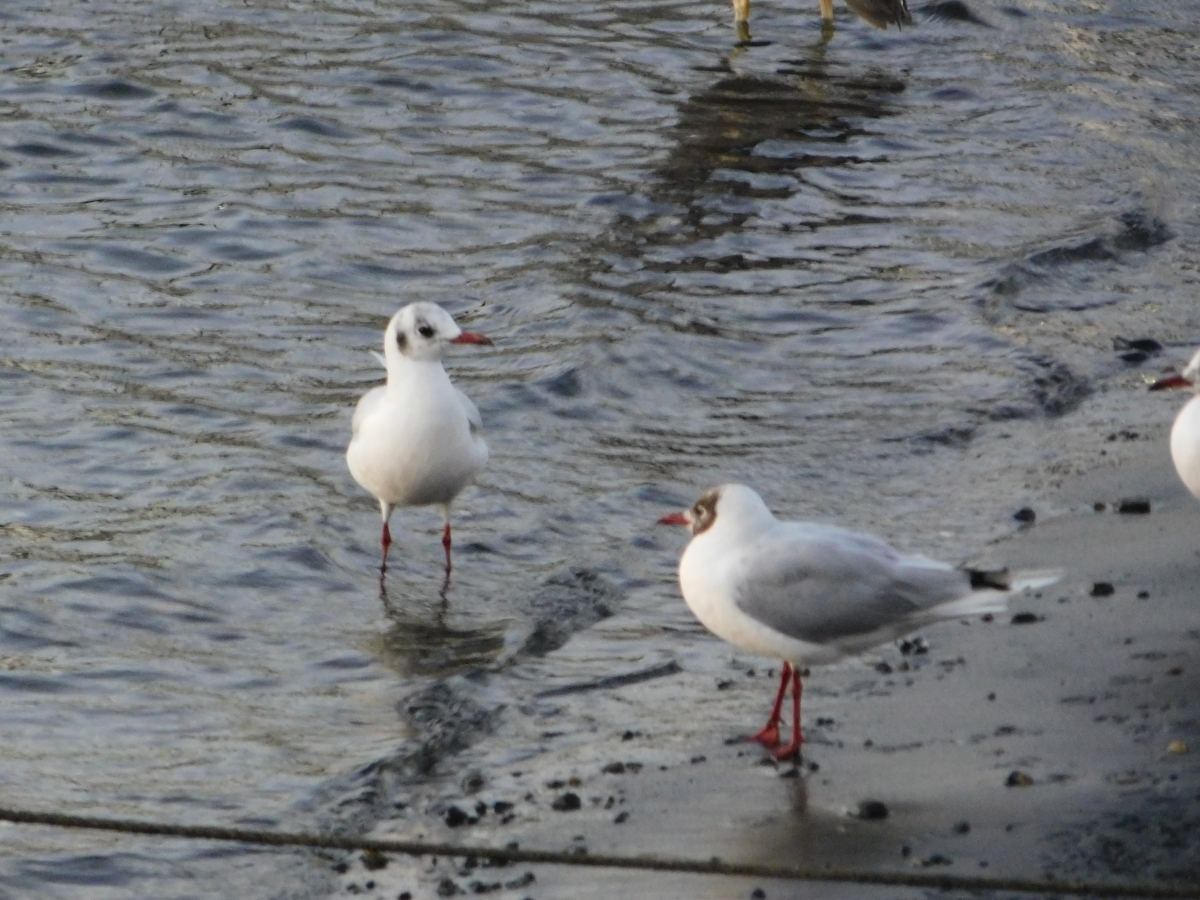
<box><xmin>771</xmin><ymin>666</ymin><xmax>805</xmax><ymax>759</ymax></box>
<box><xmin>752</xmin><ymin>662</ymin><xmax>792</xmax><ymax>747</ymax></box>
<box><xmin>380</xmin><ymin>522</ymin><xmax>392</xmax><ymax>573</ymax></box>
<box><xmin>441</xmin><ymin>523</ymin><xmax>452</xmax><ymax>574</ymax></box>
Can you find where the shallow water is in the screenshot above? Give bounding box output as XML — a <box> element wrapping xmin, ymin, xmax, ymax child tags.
<box><xmin>1</xmin><ymin>0</ymin><xmax>1198</xmax><ymax>894</ymax></box>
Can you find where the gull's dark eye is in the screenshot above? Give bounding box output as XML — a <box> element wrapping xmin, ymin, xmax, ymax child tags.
<box><xmin>417</xmin><ymin>324</ymin><xmax>435</xmax><ymax>339</ymax></box>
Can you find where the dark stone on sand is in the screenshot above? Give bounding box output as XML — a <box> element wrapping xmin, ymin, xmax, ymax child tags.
<box><xmin>857</xmin><ymin>800</ymin><xmax>889</xmax><ymax>820</ymax></box>
<box><xmin>493</xmin><ymin>800</ymin><xmax>513</xmax><ymax>814</ymax></box>
<box><xmin>552</xmin><ymin>792</ymin><xmax>582</xmax><ymax>812</ymax></box>
<box><xmin>751</xmin><ymin>889</ymin><xmax>766</xmax><ymax>900</ymax></box>
<box><xmin>1116</xmin><ymin>497</ymin><xmax>1151</xmax><ymax>514</ymax></box>
<box><xmin>1092</xmin><ymin>582</ymin><xmax>1115</xmax><ymax>597</ymax></box>
<box><xmin>361</xmin><ymin>849</ymin><xmax>388</xmax><ymax>870</ymax></box>
<box><xmin>1011</xmin><ymin>612</ymin><xmax>1040</xmax><ymax>625</ymax></box>
<box><xmin>953</xmin><ymin>820</ymin><xmax>971</xmax><ymax>835</ymax></box>
<box><xmin>1006</xmin><ymin>770</ymin><xmax>1035</xmax><ymax>787</ymax></box>
<box><xmin>1013</xmin><ymin>507</ymin><xmax>1036</xmax><ymax>524</ymax></box>
<box><xmin>875</xmin><ymin>661</ymin><xmax>893</xmax><ymax>674</ymax></box>
<box><xmin>445</xmin><ymin>806</ymin><xmax>473</xmax><ymax>827</ymax></box>
<box><xmin>621</xmin><ymin>730</ymin><xmax>641</xmax><ymax>741</ymax></box>
<box><xmin>922</xmin><ymin>854</ymin><xmax>953</xmax><ymax>867</ymax></box>
<box><xmin>437</xmin><ymin>877</ymin><xmax>460</xmax><ymax>897</ymax></box>
<box><xmin>614</xmin><ymin>811</ymin><xmax>629</xmax><ymax>823</ymax></box>
<box><xmin>602</xmin><ymin>762</ymin><xmax>626</xmax><ymax>774</ymax></box>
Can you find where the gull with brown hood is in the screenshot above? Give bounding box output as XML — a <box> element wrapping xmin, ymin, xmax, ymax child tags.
<box><xmin>1149</xmin><ymin>347</ymin><xmax>1200</xmax><ymax>503</ymax></box>
<box><xmin>659</xmin><ymin>484</ymin><xmax>1059</xmax><ymax>759</ymax></box>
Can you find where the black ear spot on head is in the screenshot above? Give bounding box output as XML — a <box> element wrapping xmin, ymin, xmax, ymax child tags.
<box><xmin>417</xmin><ymin>322</ymin><xmax>435</xmax><ymax>339</ymax></box>
<box><xmin>396</xmin><ymin>330</ymin><xmax>408</xmax><ymax>351</ymax></box>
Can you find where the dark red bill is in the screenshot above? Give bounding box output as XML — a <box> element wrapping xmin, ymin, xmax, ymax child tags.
<box><xmin>657</xmin><ymin>512</ymin><xmax>688</xmax><ymax>526</ymax></box>
<box><xmin>452</xmin><ymin>331</ymin><xmax>493</xmax><ymax>346</ymax></box>
<box><xmin>1149</xmin><ymin>374</ymin><xmax>1192</xmax><ymax>391</ymax></box>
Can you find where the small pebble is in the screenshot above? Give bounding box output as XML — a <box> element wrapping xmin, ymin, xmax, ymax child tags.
<box><xmin>436</xmin><ymin>878</ymin><xmax>459</xmax><ymax>898</ymax></box>
<box><xmin>1116</xmin><ymin>497</ymin><xmax>1151</xmax><ymax>515</ymax></box>
<box><xmin>751</xmin><ymin>889</ymin><xmax>766</xmax><ymax>900</ymax></box>
<box><xmin>952</xmin><ymin>820</ymin><xmax>970</xmax><ymax>835</ymax></box>
<box><xmin>362</xmin><ymin>850</ymin><xmax>388</xmax><ymax>871</ymax></box>
<box><xmin>400</xmin><ymin>892</ymin><xmax>412</xmax><ymax>900</ymax></box>
<box><xmin>857</xmin><ymin>800</ymin><xmax>889</xmax><ymax>820</ymax></box>
<box><xmin>1005</xmin><ymin>770</ymin><xmax>1034</xmax><ymax>787</ymax></box>
<box><xmin>621</xmin><ymin>730</ymin><xmax>641</xmax><ymax>741</ymax></box>
<box><xmin>493</xmin><ymin>801</ymin><xmax>513</xmax><ymax>815</ymax></box>
<box><xmin>1137</xmin><ymin>590</ymin><xmax>1150</xmax><ymax>599</ymax></box>
<box><xmin>444</xmin><ymin>807</ymin><xmax>472</xmax><ymax>828</ymax></box>
<box><xmin>1013</xmin><ymin>507</ymin><xmax>1036</xmax><ymax>524</ymax></box>
<box><xmin>602</xmin><ymin>762</ymin><xmax>626</xmax><ymax>774</ymax></box>
<box><xmin>551</xmin><ymin>792</ymin><xmax>582</xmax><ymax>812</ymax></box>
<box><xmin>614</xmin><ymin>811</ymin><xmax>629</xmax><ymax>824</ymax></box>
<box><xmin>1094</xmin><ymin>501</ymin><xmax>1107</xmax><ymax>512</ymax></box>
<box><xmin>1167</xmin><ymin>740</ymin><xmax>1189</xmax><ymax>755</ymax></box>
<box><xmin>1091</xmin><ymin>582</ymin><xmax>1115</xmax><ymax>597</ymax></box>
<box><xmin>1010</xmin><ymin>612</ymin><xmax>1039</xmax><ymax>625</ymax></box>
<box><xmin>922</xmin><ymin>854</ymin><xmax>952</xmax><ymax>867</ymax></box>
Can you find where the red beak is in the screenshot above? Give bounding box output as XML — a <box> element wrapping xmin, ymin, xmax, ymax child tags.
<box><xmin>452</xmin><ymin>331</ymin><xmax>493</xmax><ymax>346</ymax></box>
<box><xmin>657</xmin><ymin>511</ymin><xmax>689</xmax><ymax>526</ymax></box>
<box><xmin>1149</xmin><ymin>374</ymin><xmax>1192</xmax><ymax>391</ymax></box>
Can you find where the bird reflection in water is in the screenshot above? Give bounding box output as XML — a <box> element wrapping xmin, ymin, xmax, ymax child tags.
<box><xmin>732</xmin><ymin>0</ymin><xmax>911</xmax><ymax>43</ymax></box>
<box><xmin>374</xmin><ymin>577</ymin><xmax>507</xmax><ymax>677</ymax></box>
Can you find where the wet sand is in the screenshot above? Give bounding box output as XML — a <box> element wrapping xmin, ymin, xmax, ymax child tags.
<box><xmin>329</xmin><ymin>441</ymin><xmax>1200</xmax><ymax>898</ymax></box>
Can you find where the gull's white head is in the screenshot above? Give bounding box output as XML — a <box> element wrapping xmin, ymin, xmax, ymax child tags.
<box><xmin>384</xmin><ymin>302</ymin><xmax>491</xmax><ymax>364</ymax></box>
<box><xmin>657</xmin><ymin>483</ymin><xmax>776</xmax><ymax>537</ymax></box>
<box><xmin>1150</xmin><ymin>346</ymin><xmax>1200</xmax><ymax>394</ymax></box>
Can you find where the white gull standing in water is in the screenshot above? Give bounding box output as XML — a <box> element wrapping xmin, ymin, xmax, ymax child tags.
<box><xmin>659</xmin><ymin>484</ymin><xmax>1059</xmax><ymax>759</ymax></box>
<box><xmin>347</xmin><ymin>302</ymin><xmax>491</xmax><ymax>573</ymax></box>
<box><xmin>1150</xmin><ymin>347</ymin><xmax>1200</xmax><ymax>502</ymax></box>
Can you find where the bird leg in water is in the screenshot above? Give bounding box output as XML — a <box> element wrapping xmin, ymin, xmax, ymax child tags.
<box><xmin>772</xmin><ymin>666</ymin><xmax>804</xmax><ymax>759</ymax></box>
<box><xmin>441</xmin><ymin>523</ymin><xmax>452</xmax><ymax>574</ymax></box>
<box><xmin>380</xmin><ymin>522</ymin><xmax>392</xmax><ymax>573</ymax></box>
<box><xmin>752</xmin><ymin>662</ymin><xmax>793</xmax><ymax>747</ymax></box>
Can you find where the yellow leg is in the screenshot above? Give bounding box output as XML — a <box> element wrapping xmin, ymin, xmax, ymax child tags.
<box><xmin>733</xmin><ymin>0</ymin><xmax>750</xmax><ymax>24</ymax></box>
<box><xmin>819</xmin><ymin>0</ymin><xmax>833</xmax><ymax>20</ymax></box>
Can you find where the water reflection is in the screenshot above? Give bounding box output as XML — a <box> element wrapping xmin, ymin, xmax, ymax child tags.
<box><xmin>374</xmin><ymin>578</ymin><xmax>508</xmax><ymax>678</ymax></box>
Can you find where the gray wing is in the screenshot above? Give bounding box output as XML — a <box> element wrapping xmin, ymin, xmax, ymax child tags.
<box><xmin>455</xmin><ymin>388</ymin><xmax>483</xmax><ymax>437</ymax></box>
<box><xmin>731</xmin><ymin>525</ymin><xmax>970</xmax><ymax>645</ymax></box>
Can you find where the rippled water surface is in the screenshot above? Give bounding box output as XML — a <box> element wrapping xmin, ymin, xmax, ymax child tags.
<box><xmin>2</xmin><ymin>0</ymin><xmax>1199</xmax><ymax>894</ymax></box>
